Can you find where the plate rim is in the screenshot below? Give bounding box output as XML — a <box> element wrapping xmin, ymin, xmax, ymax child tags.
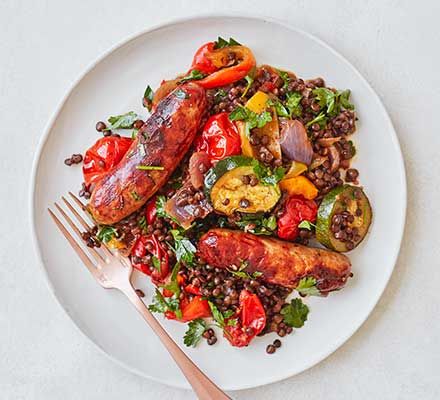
<box><xmin>29</xmin><ymin>12</ymin><xmax>407</xmax><ymax>391</ymax></box>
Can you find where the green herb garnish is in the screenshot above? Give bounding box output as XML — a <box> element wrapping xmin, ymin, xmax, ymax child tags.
<box><xmin>281</xmin><ymin>298</ymin><xmax>309</xmax><ymax>328</ymax></box>
<box><xmin>183</xmin><ymin>319</ymin><xmax>207</xmax><ymax>347</ymax></box>
<box><xmin>252</xmin><ymin>161</ymin><xmax>285</xmax><ymax>186</ymax></box>
<box><xmin>130</xmin><ymin>191</ymin><xmax>141</xmax><ymax>201</ymax></box>
<box><xmin>235</xmin><ymin>214</ymin><xmax>277</xmax><ymax>236</ymax></box>
<box><xmin>161</xmin><ymin>263</ymin><xmax>181</xmax><ymax>297</ymax></box>
<box><xmin>227</xmin><ymin>261</ymin><xmax>263</xmax><ymax>280</ymax></box>
<box><xmin>148</xmin><ymin>289</ymin><xmax>182</xmax><ymax>319</ymax></box>
<box><xmin>151</xmin><ymin>255</ymin><xmax>161</xmax><ymax>273</ymax></box>
<box><xmin>313</xmin><ymin>87</ymin><xmax>354</xmax><ymax>117</ymax></box>
<box><xmin>143</xmin><ymin>85</ymin><xmax>154</xmax><ymax>111</ymax></box>
<box><xmin>136</xmin><ymin>165</ymin><xmax>165</xmax><ymax>171</ymax></box>
<box><xmin>298</xmin><ymin>220</ymin><xmax>316</xmax><ymax>230</ymax></box>
<box><xmin>214</xmin><ymin>36</ymin><xmax>241</xmax><ymax>49</ymax></box>
<box><xmin>285</xmin><ymin>92</ymin><xmax>303</xmax><ymax>117</ymax></box>
<box><xmin>296</xmin><ymin>277</ymin><xmax>321</xmax><ymax>296</ymax></box>
<box><xmin>180</xmin><ymin>69</ymin><xmax>206</xmax><ymax>83</ymax></box>
<box><xmin>306</xmin><ymin>111</ymin><xmax>327</xmax><ymax>128</ymax></box>
<box><xmin>96</xmin><ymin>226</ymin><xmax>118</xmax><ymax>243</ymax></box>
<box><xmin>105</xmin><ymin>111</ymin><xmax>138</xmax><ymax>130</ymax></box>
<box><xmin>229</xmin><ymin>105</ymin><xmax>272</xmax><ymax>137</ymax></box>
<box><xmin>170</xmin><ymin>229</ymin><xmax>197</xmax><ymax>266</ymax></box>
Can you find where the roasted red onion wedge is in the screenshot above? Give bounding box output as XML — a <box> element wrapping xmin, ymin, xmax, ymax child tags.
<box><xmin>279</xmin><ymin>118</ymin><xmax>313</xmax><ymax>165</ymax></box>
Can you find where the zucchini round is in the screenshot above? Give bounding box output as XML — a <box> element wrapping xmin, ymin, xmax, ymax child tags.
<box><xmin>204</xmin><ymin>156</ymin><xmax>281</xmax><ymax>216</ymax></box>
<box><xmin>316</xmin><ymin>185</ymin><xmax>372</xmax><ymax>252</ymax></box>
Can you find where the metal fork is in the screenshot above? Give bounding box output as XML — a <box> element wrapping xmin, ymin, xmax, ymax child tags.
<box><xmin>48</xmin><ymin>192</ymin><xmax>231</xmax><ymax>400</ymax></box>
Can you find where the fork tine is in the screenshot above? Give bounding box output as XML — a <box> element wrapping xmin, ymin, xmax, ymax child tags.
<box><xmin>62</xmin><ymin>195</ymin><xmax>92</xmax><ymax>231</ymax></box>
<box><xmin>48</xmin><ymin>208</ymin><xmax>99</xmax><ymax>279</ymax></box>
<box><xmin>54</xmin><ymin>202</ymin><xmax>106</xmax><ymax>264</ymax></box>
<box><xmin>66</xmin><ymin>193</ymin><xmax>113</xmax><ymax>258</ymax></box>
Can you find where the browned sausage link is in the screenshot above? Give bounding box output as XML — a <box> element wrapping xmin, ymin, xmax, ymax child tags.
<box><xmin>197</xmin><ymin>229</ymin><xmax>352</xmax><ymax>294</ymax></box>
<box><xmin>88</xmin><ymin>83</ymin><xmax>207</xmax><ymax>225</ymax></box>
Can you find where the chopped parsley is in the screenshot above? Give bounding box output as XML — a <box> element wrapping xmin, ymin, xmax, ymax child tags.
<box><xmin>252</xmin><ymin>161</ymin><xmax>285</xmax><ymax>186</ymax></box>
<box><xmin>143</xmin><ymin>85</ymin><xmax>154</xmax><ymax>111</ymax></box>
<box><xmin>285</xmin><ymin>92</ymin><xmax>303</xmax><ymax>117</ymax></box>
<box><xmin>155</xmin><ymin>195</ymin><xmax>168</xmax><ymax>218</ymax></box>
<box><xmin>214</xmin><ymin>36</ymin><xmax>241</xmax><ymax>49</ymax></box>
<box><xmin>235</xmin><ymin>213</ymin><xmax>277</xmax><ymax>236</ymax></box>
<box><xmin>208</xmin><ymin>301</ymin><xmax>236</xmax><ymax>328</ymax></box>
<box><xmin>313</xmin><ymin>87</ymin><xmax>354</xmax><ymax>117</ymax></box>
<box><xmin>161</xmin><ymin>262</ymin><xmax>181</xmax><ymax>296</ymax></box>
<box><xmin>281</xmin><ymin>298</ymin><xmax>309</xmax><ymax>328</ymax></box>
<box><xmin>298</xmin><ymin>220</ymin><xmax>316</xmax><ymax>230</ymax></box>
<box><xmin>306</xmin><ymin>111</ymin><xmax>327</xmax><ymax>128</ymax></box>
<box><xmin>169</xmin><ymin>229</ymin><xmax>197</xmax><ymax>266</ymax></box>
<box><xmin>138</xmin><ymin>215</ymin><xmax>147</xmax><ymax>230</ymax></box>
<box><xmin>179</xmin><ymin>69</ymin><xmax>206</xmax><ymax>83</ymax></box>
<box><xmin>130</xmin><ymin>191</ymin><xmax>141</xmax><ymax>201</ymax></box>
<box><xmin>296</xmin><ymin>277</ymin><xmax>321</xmax><ymax>296</ymax></box>
<box><xmin>214</xmin><ymin>89</ymin><xmax>227</xmax><ymax>103</ymax></box>
<box><xmin>183</xmin><ymin>319</ymin><xmax>207</xmax><ymax>347</ymax></box>
<box><xmin>136</xmin><ymin>165</ymin><xmax>165</xmax><ymax>171</ymax></box>
<box><xmin>151</xmin><ymin>255</ymin><xmax>161</xmax><ymax>273</ymax></box>
<box><xmin>96</xmin><ymin>226</ymin><xmax>118</xmax><ymax>243</ymax></box>
<box><xmin>105</xmin><ymin>111</ymin><xmax>138</xmax><ymax>130</ymax></box>
<box><xmin>277</xmin><ymin>69</ymin><xmax>291</xmax><ymax>89</ymax></box>
<box><xmin>148</xmin><ymin>289</ymin><xmax>182</xmax><ymax>319</ymax></box>
<box><xmin>229</xmin><ymin>105</ymin><xmax>272</xmax><ymax>136</ymax></box>
<box><xmin>227</xmin><ymin>260</ymin><xmax>263</xmax><ymax>280</ymax></box>
<box><xmin>241</xmin><ymin>67</ymin><xmax>256</xmax><ymax>98</ymax></box>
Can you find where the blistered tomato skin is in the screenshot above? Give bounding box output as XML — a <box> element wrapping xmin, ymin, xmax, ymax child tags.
<box><xmin>277</xmin><ymin>196</ymin><xmax>318</xmax><ymax>241</ymax></box>
<box><xmin>195</xmin><ymin>113</ymin><xmax>241</xmax><ymax>162</ymax></box>
<box><xmin>83</xmin><ymin>136</ymin><xmax>133</xmax><ymax>185</ymax></box>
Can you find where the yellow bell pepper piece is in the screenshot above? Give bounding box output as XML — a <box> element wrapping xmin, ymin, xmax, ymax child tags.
<box><xmin>245</xmin><ymin>91</ymin><xmax>269</xmax><ymax>113</ymax></box>
<box><xmin>107</xmin><ymin>237</ymin><xmax>126</xmax><ymax>250</ymax></box>
<box><xmin>279</xmin><ymin>176</ymin><xmax>318</xmax><ymax>200</ymax></box>
<box><xmin>284</xmin><ymin>161</ymin><xmax>308</xmax><ymax>179</ymax></box>
<box><xmin>236</xmin><ymin>121</ymin><xmax>256</xmax><ymax>157</ymax></box>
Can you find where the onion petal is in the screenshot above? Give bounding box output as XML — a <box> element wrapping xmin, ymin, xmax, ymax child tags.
<box><xmin>328</xmin><ymin>145</ymin><xmax>341</xmax><ymax>173</ymax></box>
<box><xmin>279</xmin><ymin>118</ymin><xmax>313</xmax><ymax>165</ymax></box>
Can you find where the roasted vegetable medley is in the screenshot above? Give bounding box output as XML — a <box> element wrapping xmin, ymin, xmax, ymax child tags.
<box><xmin>64</xmin><ymin>37</ymin><xmax>372</xmax><ymax>353</ymax></box>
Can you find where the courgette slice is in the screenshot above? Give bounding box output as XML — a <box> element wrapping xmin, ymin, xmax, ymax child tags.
<box><xmin>316</xmin><ymin>185</ymin><xmax>372</xmax><ymax>252</ymax></box>
<box><xmin>204</xmin><ymin>156</ymin><xmax>281</xmax><ymax>216</ymax></box>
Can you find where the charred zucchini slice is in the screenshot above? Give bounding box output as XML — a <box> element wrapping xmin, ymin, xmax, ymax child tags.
<box><xmin>316</xmin><ymin>185</ymin><xmax>372</xmax><ymax>252</ymax></box>
<box><xmin>204</xmin><ymin>156</ymin><xmax>281</xmax><ymax>216</ymax></box>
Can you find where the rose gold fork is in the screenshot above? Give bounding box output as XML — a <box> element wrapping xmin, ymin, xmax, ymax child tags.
<box><xmin>48</xmin><ymin>192</ymin><xmax>231</xmax><ymax>400</ymax></box>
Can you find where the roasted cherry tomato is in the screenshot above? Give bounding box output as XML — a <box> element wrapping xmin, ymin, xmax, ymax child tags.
<box><xmin>223</xmin><ymin>290</ymin><xmax>266</xmax><ymax>347</ymax></box>
<box><xmin>165</xmin><ymin>296</ymin><xmax>211</xmax><ymax>322</ymax></box>
<box><xmin>131</xmin><ymin>235</ymin><xmax>170</xmax><ymax>284</ymax></box>
<box><xmin>190</xmin><ymin>42</ymin><xmax>218</xmax><ymax>74</ymax></box>
<box><xmin>184</xmin><ymin>284</ymin><xmax>202</xmax><ymax>296</ymax></box>
<box><xmin>83</xmin><ymin>136</ymin><xmax>133</xmax><ymax>185</ymax></box>
<box><xmin>145</xmin><ymin>196</ymin><xmax>158</xmax><ymax>225</ymax></box>
<box><xmin>195</xmin><ymin>113</ymin><xmax>241</xmax><ymax>162</ymax></box>
<box><xmin>277</xmin><ymin>195</ymin><xmax>318</xmax><ymax>241</ymax></box>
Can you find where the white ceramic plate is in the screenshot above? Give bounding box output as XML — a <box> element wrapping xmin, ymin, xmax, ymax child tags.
<box><xmin>30</xmin><ymin>15</ymin><xmax>406</xmax><ymax>391</ymax></box>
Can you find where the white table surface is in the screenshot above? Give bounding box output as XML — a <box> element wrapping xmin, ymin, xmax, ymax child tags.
<box><xmin>1</xmin><ymin>0</ymin><xmax>439</xmax><ymax>399</ymax></box>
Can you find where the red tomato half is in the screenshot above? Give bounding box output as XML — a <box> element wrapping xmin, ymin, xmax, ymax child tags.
<box><xmin>83</xmin><ymin>136</ymin><xmax>133</xmax><ymax>185</ymax></box>
<box><xmin>195</xmin><ymin>113</ymin><xmax>241</xmax><ymax>162</ymax></box>
<box><xmin>223</xmin><ymin>290</ymin><xmax>266</xmax><ymax>347</ymax></box>
<box><xmin>277</xmin><ymin>195</ymin><xmax>318</xmax><ymax>241</ymax></box>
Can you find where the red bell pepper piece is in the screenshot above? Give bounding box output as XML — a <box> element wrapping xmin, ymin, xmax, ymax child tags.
<box><xmin>165</xmin><ymin>296</ymin><xmax>211</xmax><ymax>322</ymax></box>
<box><xmin>131</xmin><ymin>235</ymin><xmax>170</xmax><ymax>284</ymax></box>
<box><xmin>194</xmin><ymin>113</ymin><xmax>241</xmax><ymax>162</ymax></box>
<box><xmin>145</xmin><ymin>196</ymin><xmax>158</xmax><ymax>225</ymax></box>
<box><xmin>190</xmin><ymin>42</ymin><xmax>218</xmax><ymax>74</ymax></box>
<box><xmin>83</xmin><ymin>136</ymin><xmax>133</xmax><ymax>185</ymax></box>
<box><xmin>184</xmin><ymin>284</ymin><xmax>202</xmax><ymax>296</ymax></box>
<box><xmin>277</xmin><ymin>195</ymin><xmax>318</xmax><ymax>241</ymax></box>
<box><xmin>196</xmin><ymin>45</ymin><xmax>255</xmax><ymax>89</ymax></box>
<box><xmin>223</xmin><ymin>290</ymin><xmax>266</xmax><ymax>347</ymax></box>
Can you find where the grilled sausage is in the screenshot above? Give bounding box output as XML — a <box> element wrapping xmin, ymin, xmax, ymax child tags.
<box><xmin>197</xmin><ymin>229</ymin><xmax>352</xmax><ymax>294</ymax></box>
<box><xmin>88</xmin><ymin>83</ymin><xmax>207</xmax><ymax>225</ymax></box>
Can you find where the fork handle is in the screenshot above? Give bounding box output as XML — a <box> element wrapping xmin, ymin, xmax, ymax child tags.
<box><xmin>122</xmin><ymin>287</ymin><xmax>231</xmax><ymax>400</ymax></box>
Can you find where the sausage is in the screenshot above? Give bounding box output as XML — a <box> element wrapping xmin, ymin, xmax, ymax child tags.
<box><xmin>88</xmin><ymin>83</ymin><xmax>207</xmax><ymax>225</ymax></box>
<box><xmin>197</xmin><ymin>229</ymin><xmax>352</xmax><ymax>294</ymax></box>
